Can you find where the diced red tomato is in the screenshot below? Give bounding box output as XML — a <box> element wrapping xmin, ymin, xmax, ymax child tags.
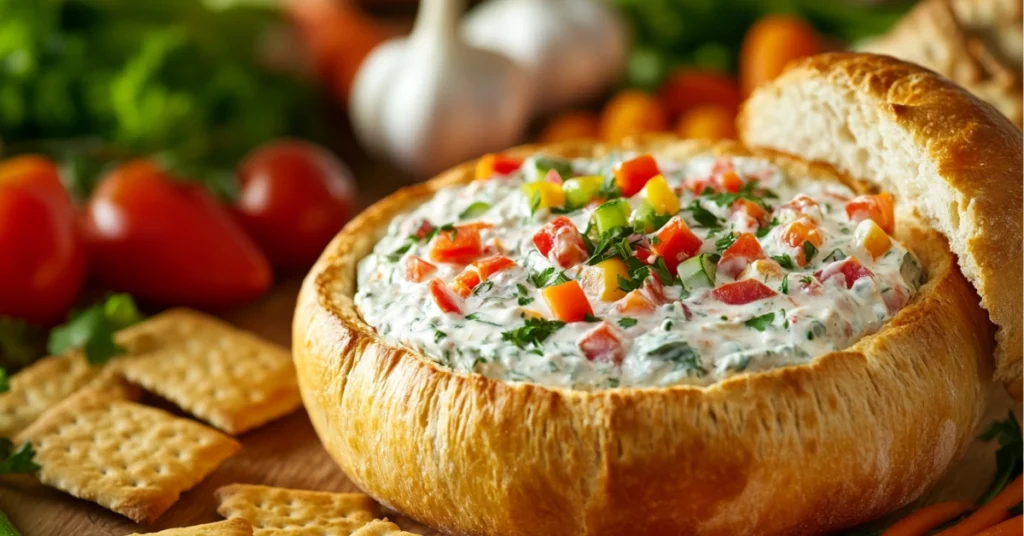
<box><xmin>410</xmin><ymin>219</ymin><xmax>435</xmax><ymax>240</ymax></box>
<box><xmin>472</xmin><ymin>255</ymin><xmax>516</xmax><ymax>279</ymax></box>
<box><xmin>719</xmin><ymin>170</ymin><xmax>743</xmax><ymax>193</ymax></box>
<box><xmin>642</xmin><ymin>275</ymin><xmax>668</xmax><ymax>304</ymax></box>
<box><xmin>633</xmin><ymin>245</ymin><xmax>654</xmax><ymax>265</ymax></box>
<box><xmin>578</xmin><ymin>321</ymin><xmax>626</xmax><ymax>365</ymax></box>
<box><xmin>430</xmin><ymin>225</ymin><xmax>483</xmax><ymax>264</ymax></box>
<box><xmin>651</xmin><ymin>216</ymin><xmax>703</xmax><ymax>274</ymax></box>
<box><xmin>532</xmin><ymin>216</ymin><xmax>588</xmax><ymax>268</ymax></box>
<box><xmin>846</xmin><ymin>192</ymin><xmax>895</xmax><ymax>234</ymax></box>
<box><xmin>429</xmin><ymin>278</ymin><xmax>463</xmax><ymax>314</ymax></box>
<box><xmin>781</xmin><ymin>218</ymin><xmax>824</xmax><ymax>266</ymax></box>
<box><xmin>718</xmin><ymin>233</ymin><xmax>766</xmax><ymax>278</ymax></box>
<box><xmin>731</xmin><ymin>198</ymin><xmax>768</xmax><ymax>227</ymax></box>
<box><xmin>475</xmin><ymin>153</ymin><xmax>523</xmax><ymax>180</ymax></box>
<box><xmin>543</xmin><ymin>169</ymin><xmax>564</xmax><ymax>184</ymax></box>
<box><xmin>450</xmin><ymin>269</ymin><xmax>482</xmax><ymax>298</ymax></box>
<box><xmin>711</xmin><ymin>279</ymin><xmax>777</xmax><ymax>305</ymax></box>
<box><xmin>615</xmin><ymin>290</ymin><xmax>656</xmax><ymax>315</ymax></box>
<box><xmin>814</xmin><ymin>257</ymin><xmax>874</xmax><ymax>289</ymax></box>
<box><xmin>613</xmin><ymin>154</ymin><xmax>661</xmax><ymax>197</ymax></box>
<box><xmin>404</xmin><ymin>255</ymin><xmax>436</xmax><ymax>282</ymax></box>
<box><xmin>542</xmin><ymin>280</ymin><xmax>593</xmax><ymax>322</ymax></box>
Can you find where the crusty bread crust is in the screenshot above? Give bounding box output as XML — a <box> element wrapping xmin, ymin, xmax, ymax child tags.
<box><xmin>294</xmin><ymin>138</ymin><xmax>993</xmax><ymax>535</ymax></box>
<box><xmin>739</xmin><ymin>52</ymin><xmax>1021</xmax><ymax>397</ymax></box>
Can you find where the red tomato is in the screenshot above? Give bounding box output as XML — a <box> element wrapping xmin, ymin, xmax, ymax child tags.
<box><xmin>846</xmin><ymin>192</ymin><xmax>895</xmax><ymax>234</ymax></box>
<box><xmin>450</xmin><ymin>269</ymin><xmax>482</xmax><ymax>298</ymax></box>
<box><xmin>404</xmin><ymin>255</ymin><xmax>436</xmax><ymax>283</ymax></box>
<box><xmin>532</xmin><ymin>217</ymin><xmax>587</xmax><ymax>269</ymax></box>
<box><xmin>613</xmin><ymin>154</ymin><xmax>661</xmax><ymax>197</ymax></box>
<box><xmin>719</xmin><ymin>233</ymin><xmax>766</xmax><ymax>278</ymax></box>
<box><xmin>81</xmin><ymin>160</ymin><xmax>272</xmax><ymax>307</ymax></box>
<box><xmin>578</xmin><ymin>321</ymin><xmax>625</xmax><ymax>365</ymax></box>
<box><xmin>615</xmin><ymin>289</ymin><xmax>656</xmax><ymax>315</ymax></box>
<box><xmin>0</xmin><ymin>156</ymin><xmax>86</xmax><ymax>324</ymax></box>
<box><xmin>475</xmin><ymin>154</ymin><xmax>523</xmax><ymax>180</ymax></box>
<box><xmin>235</xmin><ymin>140</ymin><xmax>357</xmax><ymax>269</ymax></box>
<box><xmin>430</xmin><ymin>225</ymin><xmax>483</xmax><ymax>264</ymax></box>
<box><xmin>815</xmin><ymin>257</ymin><xmax>874</xmax><ymax>289</ymax></box>
<box><xmin>658</xmin><ymin>69</ymin><xmax>742</xmax><ymax>118</ymax></box>
<box><xmin>651</xmin><ymin>216</ymin><xmax>703</xmax><ymax>274</ymax></box>
<box><xmin>711</xmin><ymin>279</ymin><xmax>777</xmax><ymax>305</ymax></box>
<box><xmin>428</xmin><ymin>278</ymin><xmax>463</xmax><ymax>314</ymax></box>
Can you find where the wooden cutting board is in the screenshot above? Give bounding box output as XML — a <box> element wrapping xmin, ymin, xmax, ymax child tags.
<box><xmin>0</xmin><ymin>276</ymin><xmax>1019</xmax><ymax>536</ymax></box>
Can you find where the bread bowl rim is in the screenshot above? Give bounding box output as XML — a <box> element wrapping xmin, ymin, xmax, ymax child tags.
<box><xmin>294</xmin><ymin>136</ymin><xmax>994</xmax><ymax>535</ymax></box>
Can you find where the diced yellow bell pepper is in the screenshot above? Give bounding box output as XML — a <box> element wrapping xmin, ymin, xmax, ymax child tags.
<box><xmin>475</xmin><ymin>154</ymin><xmax>496</xmax><ymax>180</ymax></box>
<box><xmin>857</xmin><ymin>219</ymin><xmax>891</xmax><ymax>259</ymax></box>
<box><xmin>522</xmin><ymin>181</ymin><xmax>566</xmax><ymax>211</ymax></box>
<box><xmin>582</xmin><ymin>258</ymin><xmax>629</xmax><ymax>302</ymax></box>
<box><xmin>641</xmin><ymin>175</ymin><xmax>679</xmax><ymax>215</ymax></box>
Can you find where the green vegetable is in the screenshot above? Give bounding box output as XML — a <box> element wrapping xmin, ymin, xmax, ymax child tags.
<box><xmin>458</xmin><ymin>201</ymin><xmax>491</xmax><ymax>220</ymax></box>
<box><xmin>563</xmin><ymin>176</ymin><xmax>603</xmax><ymax>209</ymax></box>
<box><xmin>0</xmin><ymin>318</ymin><xmax>43</xmax><ymax>372</ymax></box>
<box><xmin>527</xmin><ymin>156</ymin><xmax>573</xmax><ymax>182</ymax></box>
<box><xmin>0</xmin><ymin>509</ymin><xmax>22</xmax><ymax>536</ymax></box>
<box><xmin>618</xmin><ymin>317</ymin><xmax>638</xmax><ymax>328</ymax></box>
<box><xmin>48</xmin><ymin>294</ymin><xmax>143</xmax><ymax>365</ymax></box>
<box><xmin>514</xmin><ymin>284</ymin><xmax>534</xmax><ymax>306</ymax></box>
<box><xmin>0</xmin><ymin>0</ymin><xmax>322</xmax><ymax>197</ymax></box>
<box><xmin>802</xmin><ymin>240</ymin><xmax>818</xmax><ymax>264</ymax></box>
<box><xmin>779</xmin><ymin>276</ymin><xmax>789</xmax><ymax>294</ymax></box>
<box><xmin>633</xmin><ymin>201</ymin><xmax>671</xmax><ymax>233</ymax></box>
<box><xmin>678</xmin><ymin>254</ymin><xmax>716</xmax><ymax>290</ymax></box>
<box><xmin>744</xmin><ymin>312</ymin><xmax>775</xmax><ymax>331</ymax></box>
<box><xmin>528</xmin><ymin>268</ymin><xmax>569</xmax><ymax>288</ymax></box>
<box><xmin>0</xmin><ymin>439</ymin><xmax>39</xmax><ymax>476</ymax></box>
<box><xmin>977</xmin><ymin>411</ymin><xmax>1023</xmax><ymax>505</ymax></box>
<box><xmin>771</xmin><ymin>254</ymin><xmax>795</xmax><ymax>270</ymax></box>
<box><xmin>647</xmin><ymin>341</ymin><xmax>706</xmax><ymax>377</ymax></box>
<box><xmin>593</xmin><ymin>199</ymin><xmax>631</xmax><ymax>235</ymax></box>
<box><xmin>684</xmin><ymin>200</ymin><xmax>720</xmax><ymax>229</ymax></box>
<box><xmin>756</xmin><ymin>218</ymin><xmax>779</xmax><ymax>238</ymax></box>
<box><xmin>501</xmin><ymin>318</ymin><xmax>566</xmax><ymax>349</ymax></box>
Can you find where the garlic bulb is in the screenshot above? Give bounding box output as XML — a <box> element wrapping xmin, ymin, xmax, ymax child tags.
<box><xmin>462</xmin><ymin>0</ymin><xmax>628</xmax><ymax>113</ymax></box>
<box><xmin>349</xmin><ymin>0</ymin><xmax>532</xmax><ymax>177</ymax></box>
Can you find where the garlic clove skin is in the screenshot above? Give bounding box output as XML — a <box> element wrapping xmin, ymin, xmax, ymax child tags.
<box><xmin>349</xmin><ymin>0</ymin><xmax>532</xmax><ymax>178</ymax></box>
<box><xmin>462</xmin><ymin>0</ymin><xmax>629</xmax><ymax>113</ymax></box>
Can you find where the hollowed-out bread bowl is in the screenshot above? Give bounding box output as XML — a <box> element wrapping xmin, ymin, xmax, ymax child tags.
<box><xmin>293</xmin><ymin>53</ymin><xmax>1021</xmax><ymax>535</ymax></box>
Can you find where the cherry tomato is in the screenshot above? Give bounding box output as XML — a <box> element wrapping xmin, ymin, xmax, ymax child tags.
<box><xmin>81</xmin><ymin>160</ymin><xmax>272</xmax><ymax>308</ymax></box>
<box><xmin>0</xmin><ymin>156</ymin><xmax>86</xmax><ymax>324</ymax></box>
<box><xmin>235</xmin><ymin>140</ymin><xmax>357</xmax><ymax>269</ymax></box>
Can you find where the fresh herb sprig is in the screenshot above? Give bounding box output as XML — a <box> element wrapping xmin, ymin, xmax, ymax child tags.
<box><xmin>501</xmin><ymin>318</ymin><xmax>566</xmax><ymax>349</ymax></box>
<box><xmin>0</xmin><ymin>439</ymin><xmax>39</xmax><ymax>476</ymax></box>
<box><xmin>48</xmin><ymin>294</ymin><xmax>143</xmax><ymax>365</ymax></box>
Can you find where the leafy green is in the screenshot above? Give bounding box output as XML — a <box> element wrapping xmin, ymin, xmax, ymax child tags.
<box><xmin>501</xmin><ymin>318</ymin><xmax>566</xmax><ymax>349</ymax></box>
<box><xmin>617</xmin><ymin>317</ymin><xmax>638</xmax><ymax>328</ymax></box>
<box><xmin>528</xmin><ymin>268</ymin><xmax>569</xmax><ymax>288</ymax></box>
<box><xmin>514</xmin><ymin>284</ymin><xmax>534</xmax><ymax>306</ymax></box>
<box><xmin>756</xmin><ymin>218</ymin><xmax>779</xmax><ymax>238</ymax></box>
<box><xmin>48</xmin><ymin>294</ymin><xmax>143</xmax><ymax>365</ymax></box>
<box><xmin>0</xmin><ymin>508</ymin><xmax>23</xmax><ymax>536</ymax></box>
<box><xmin>715</xmin><ymin>232</ymin><xmax>738</xmax><ymax>253</ymax></box>
<box><xmin>458</xmin><ymin>202</ymin><xmax>491</xmax><ymax>220</ymax></box>
<box><xmin>0</xmin><ymin>439</ymin><xmax>39</xmax><ymax>476</ymax></box>
<box><xmin>802</xmin><ymin>240</ymin><xmax>818</xmax><ymax>264</ymax></box>
<box><xmin>647</xmin><ymin>341</ymin><xmax>706</xmax><ymax>377</ymax></box>
<box><xmin>743</xmin><ymin>312</ymin><xmax>775</xmax><ymax>332</ymax></box>
<box><xmin>771</xmin><ymin>254</ymin><xmax>795</xmax><ymax>270</ymax></box>
<box><xmin>977</xmin><ymin>411</ymin><xmax>1023</xmax><ymax>505</ymax></box>
<box><xmin>685</xmin><ymin>200</ymin><xmax>720</xmax><ymax>229</ymax></box>
<box><xmin>0</xmin><ymin>0</ymin><xmax>322</xmax><ymax>197</ymax></box>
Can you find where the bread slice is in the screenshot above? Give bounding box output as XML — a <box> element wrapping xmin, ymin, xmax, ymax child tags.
<box><xmin>739</xmin><ymin>52</ymin><xmax>1022</xmax><ymax>397</ymax></box>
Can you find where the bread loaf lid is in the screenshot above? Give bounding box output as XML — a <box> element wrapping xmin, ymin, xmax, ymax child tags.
<box><xmin>739</xmin><ymin>52</ymin><xmax>1022</xmax><ymax>397</ymax></box>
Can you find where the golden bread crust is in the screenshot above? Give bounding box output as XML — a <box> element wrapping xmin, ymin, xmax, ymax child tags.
<box><xmin>739</xmin><ymin>52</ymin><xmax>1021</xmax><ymax>397</ymax></box>
<box><xmin>294</xmin><ymin>138</ymin><xmax>993</xmax><ymax>535</ymax></box>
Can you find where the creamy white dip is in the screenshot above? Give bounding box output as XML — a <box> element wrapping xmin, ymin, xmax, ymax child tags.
<box><xmin>355</xmin><ymin>153</ymin><xmax>921</xmax><ymax>390</ymax></box>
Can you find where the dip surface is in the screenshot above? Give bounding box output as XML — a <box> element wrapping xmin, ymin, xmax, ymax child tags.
<box><xmin>355</xmin><ymin>152</ymin><xmax>921</xmax><ymax>389</ymax></box>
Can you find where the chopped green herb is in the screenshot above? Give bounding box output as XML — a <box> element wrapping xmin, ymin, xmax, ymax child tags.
<box><xmin>744</xmin><ymin>312</ymin><xmax>775</xmax><ymax>332</ymax></box>
<box><xmin>434</xmin><ymin>330</ymin><xmax>447</xmax><ymax>343</ymax></box>
<box><xmin>977</xmin><ymin>411</ymin><xmax>1023</xmax><ymax>504</ymax></box>
<box><xmin>385</xmin><ymin>242</ymin><xmax>413</xmax><ymax>262</ymax></box>
<box><xmin>473</xmin><ymin>281</ymin><xmax>494</xmax><ymax>296</ymax></box>
<box><xmin>823</xmin><ymin>248</ymin><xmax>847</xmax><ymax>263</ymax></box>
<box><xmin>528</xmin><ymin>268</ymin><xmax>567</xmax><ymax>287</ymax></box>
<box><xmin>598</xmin><ymin>174</ymin><xmax>621</xmax><ymax>200</ymax></box>
<box><xmin>465</xmin><ymin>313</ymin><xmax>501</xmax><ymax>326</ymax></box>
<box><xmin>802</xmin><ymin>241</ymin><xmax>818</xmax><ymax>264</ymax></box>
<box><xmin>0</xmin><ymin>439</ymin><xmax>39</xmax><ymax>475</ymax></box>
<box><xmin>583</xmin><ymin>314</ymin><xmax>602</xmax><ymax>323</ymax></box>
<box><xmin>618</xmin><ymin>317</ymin><xmax>638</xmax><ymax>328</ymax></box>
<box><xmin>771</xmin><ymin>254</ymin><xmax>795</xmax><ymax>270</ymax></box>
<box><xmin>685</xmin><ymin>200</ymin><xmax>720</xmax><ymax>228</ymax></box>
<box><xmin>0</xmin><ymin>368</ymin><xmax>7</xmax><ymax>394</ymax></box>
<box><xmin>780</xmin><ymin>276</ymin><xmax>789</xmax><ymax>295</ymax></box>
<box><xmin>755</xmin><ymin>218</ymin><xmax>780</xmax><ymax>238</ymax></box>
<box><xmin>515</xmin><ymin>284</ymin><xmax>534</xmax><ymax>306</ymax></box>
<box><xmin>715</xmin><ymin>232</ymin><xmax>738</xmax><ymax>252</ymax></box>
<box><xmin>647</xmin><ymin>341</ymin><xmax>706</xmax><ymax>377</ymax></box>
<box><xmin>800</xmin><ymin>275</ymin><xmax>814</xmax><ymax>285</ymax></box>
<box><xmin>458</xmin><ymin>201</ymin><xmax>491</xmax><ymax>220</ymax></box>
<box><xmin>501</xmin><ymin>318</ymin><xmax>566</xmax><ymax>349</ymax></box>
<box><xmin>48</xmin><ymin>294</ymin><xmax>143</xmax><ymax>366</ymax></box>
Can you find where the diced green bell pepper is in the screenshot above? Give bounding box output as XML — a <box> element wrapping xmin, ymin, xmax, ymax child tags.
<box><xmin>563</xmin><ymin>175</ymin><xmax>603</xmax><ymax>208</ymax></box>
<box><xmin>593</xmin><ymin>199</ymin><xmax>631</xmax><ymax>235</ymax></box>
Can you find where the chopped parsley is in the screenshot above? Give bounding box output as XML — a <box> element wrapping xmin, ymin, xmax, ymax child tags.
<box><xmin>583</xmin><ymin>314</ymin><xmax>602</xmax><ymax>323</ymax></box>
<box><xmin>685</xmin><ymin>200</ymin><xmax>720</xmax><ymax>229</ymax></box>
<box><xmin>647</xmin><ymin>341</ymin><xmax>706</xmax><ymax>377</ymax></box>
<box><xmin>755</xmin><ymin>218</ymin><xmax>779</xmax><ymax>238</ymax></box>
<box><xmin>501</xmin><ymin>318</ymin><xmax>566</xmax><ymax>349</ymax></box>
<box><xmin>771</xmin><ymin>254</ymin><xmax>795</xmax><ymax>270</ymax></box>
<box><xmin>528</xmin><ymin>268</ymin><xmax>569</xmax><ymax>288</ymax></box>
<box><xmin>0</xmin><ymin>439</ymin><xmax>39</xmax><ymax>475</ymax></box>
<box><xmin>514</xmin><ymin>284</ymin><xmax>534</xmax><ymax>305</ymax></box>
<box><xmin>617</xmin><ymin>317</ymin><xmax>638</xmax><ymax>328</ymax></box>
<box><xmin>385</xmin><ymin>242</ymin><xmax>413</xmax><ymax>262</ymax></box>
<box><xmin>465</xmin><ymin>313</ymin><xmax>501</xmax><ymax>326</ymax></box>
<box><xmin>977</xmin><ymin>411</ymin><xmax>1023</xmax><ymax>504</ymax></box>
<box><xmin>48</xmin><ymin>294</ymin><xmax>143</xmax><ymax>365</ymax></box>
<box><xmin>473</xmin><ymin>280</ymin><xmax>494</xmax><ymax>296</ymax></box>
<box><xmin>458</xmin><ymin>201</ymin><xmax>491</xmax><ymax>220</ymax></box>
<box><xmin>434</xmin><ymin>330</ymin><xmax>447</xmax><ymax>343</ymax></box>
<box><xmin>715</xmin><ymin>232</ymin><xmax>738</xmax><ymax>252</ymax></box>
<box><xmin>780</xmin><ymin>276</ymin><xmax>789</xmax><ymax>294</ymax></box>
<box><xmin>823</xmin><ymin>248</ymin><xmax>846</xmax><ymax>263</ymax></box>
<box><xmin>701</xmin><ymin>180</ymin><xmax>777</xmax><ymax>209</ymax></box>
<box><xmin>744</xmin><ymin>312</ymin><xmax>775</xmax><ymax>332</ymax></box>
<box><xmin>802</xmin><ymin>241</ymin><xmax>818</xmax><ymax>264</ymax></box>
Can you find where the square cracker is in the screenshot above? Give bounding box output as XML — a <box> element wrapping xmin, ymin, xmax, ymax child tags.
<box><xmin>0</xmin><ymin>353</ymin><xmax>104</xmax><ymax>437</ymax></box>
<box><xmin>216</xmin><ymin>484</ymin><xmax>382</xmax><ymax>536</ymax></box>
<box><xmin>351</xmin><ymin>520</ymin><xmax>419</xmax><ymax>536</ymax></box>
<box><xmin>116</xmin><ymin>309</ymin><xmax>301</xmax><ymax>435</ymax></box>
<box><xmin>128</xmin><ymin>518</ymin><xmax>253</xmax><ymax>536</ymax></box>
<box><xmin>15</xmin><ymin>391</ymin><xmax>240</xmax><ymax>524</ymax></box>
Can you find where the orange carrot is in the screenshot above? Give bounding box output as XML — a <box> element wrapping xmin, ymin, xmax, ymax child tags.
<box><xmin>881</xmin><ymin>501</ymin><xmax>973</xmax><ymax>536</ymax></box>
<box><xmin>974</xmin><ymin>515</ymin><xmax>1023</xmax><ymax>536</ymax></box>
<box><xmin>937</xmin><ymin>475</ymin><xmax>1023</xmax><ymax>536</ymax></box>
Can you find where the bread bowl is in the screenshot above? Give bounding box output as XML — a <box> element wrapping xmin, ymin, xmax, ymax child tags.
<box><xmin>293</xmin><ymin>53</ymin><xmax>1022</xmax><ymax>535</ymax></box>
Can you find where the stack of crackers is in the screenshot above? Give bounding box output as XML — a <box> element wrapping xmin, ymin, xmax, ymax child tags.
<box><xmin>0</xmin><ymin>309</ymin><xmax>421</xmax><ymax>535</ymax></box>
